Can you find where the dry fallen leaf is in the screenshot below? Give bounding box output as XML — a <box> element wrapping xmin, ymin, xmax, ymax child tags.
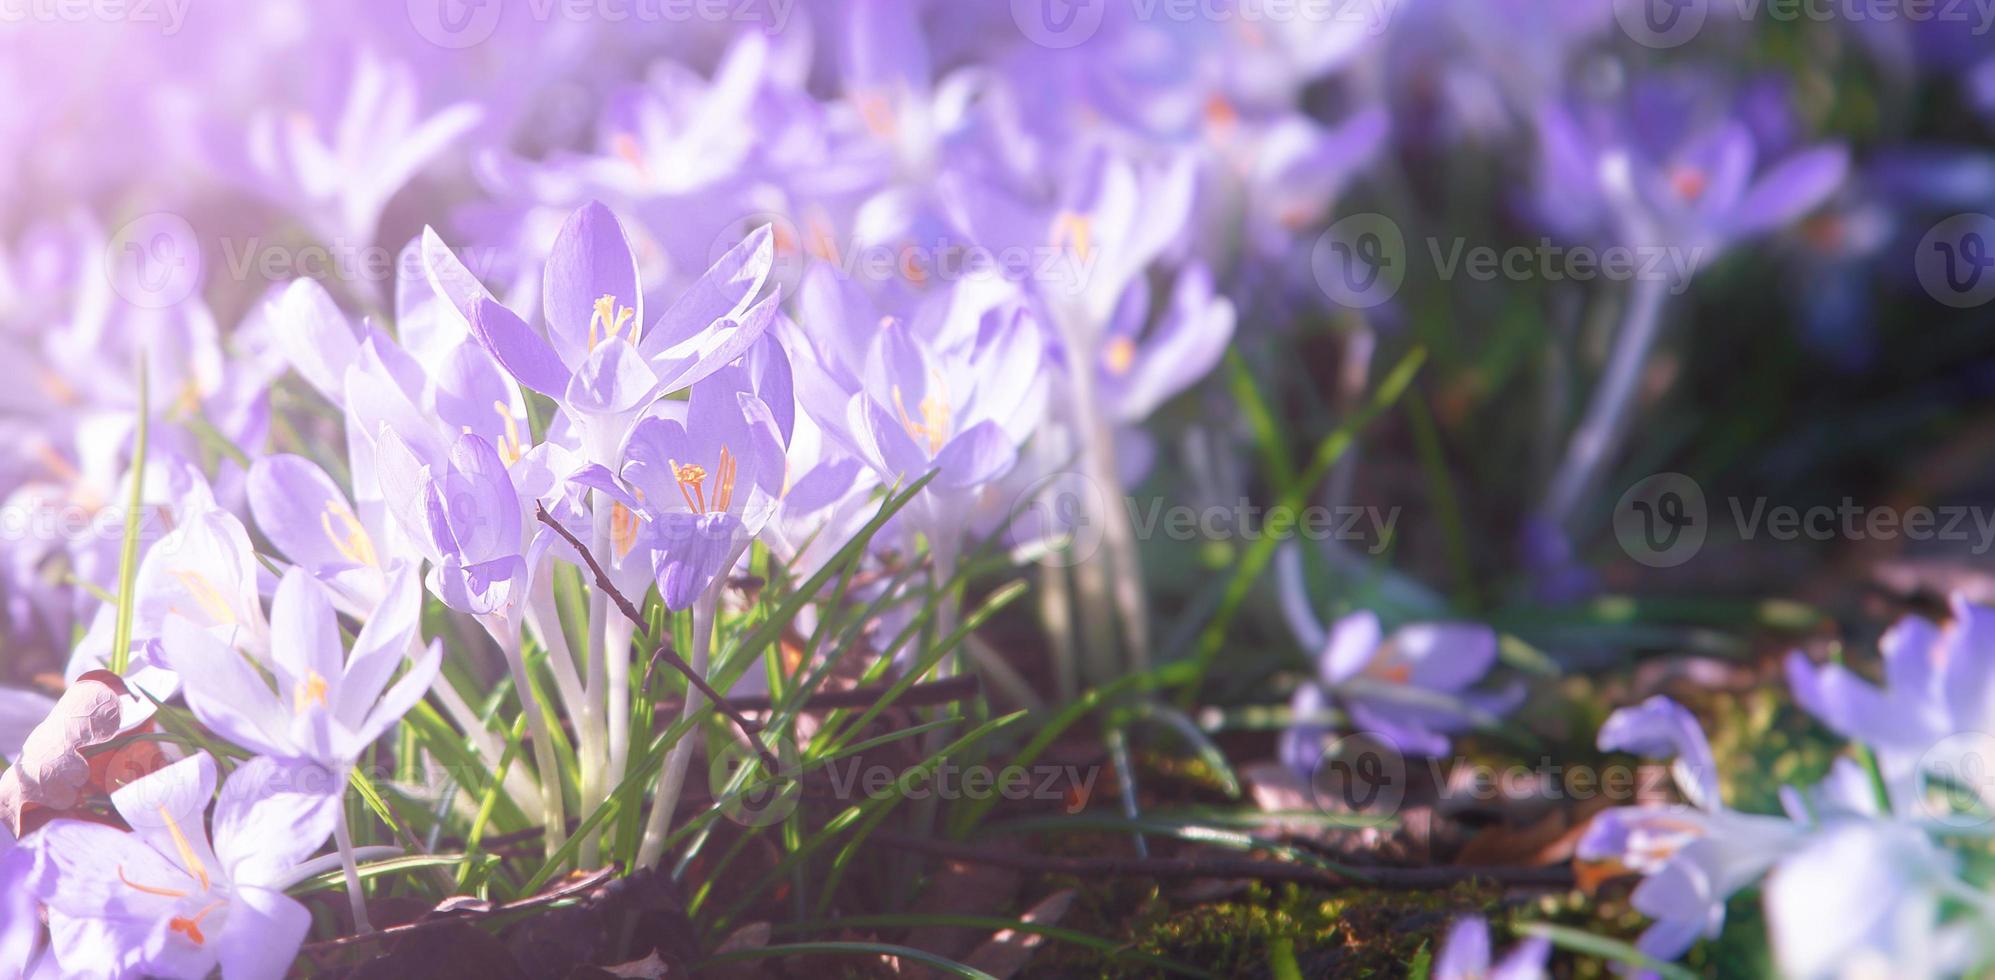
<box><xmin>961</xmin><ymin>888</ymin><xmax>1075</xmax><ymax>980</ymax></box>
<box><xmin>0</xmin><ymin>670</ymin><xmax>136</xmax><ymax>835</ymax></box>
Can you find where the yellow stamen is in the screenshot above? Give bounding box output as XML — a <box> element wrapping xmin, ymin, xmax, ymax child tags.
<box><xmin>588</xmin><ymin>294</ymin><xmax>637</xmax><ymax>351</ymax></box>
<box><xmin>1053</xmin><ymin>211</ymin><xmax>1094</xmax><ymax>263</ymax></box>
<box><xmin>670</xmin><ymin>459</ymin><xmax>709</xmax><ymax>515</ymax></box>
<box><xmin>714</xmin><ymin>446</ymin><xmax>737</xmax><ymax>514</ymax></box>
<box><xmin>118</xmin><ymin>865</ymin><xmax>190</xmax><ymax>899</ymax></box>
<box><xmin>169</xmin><ymin>570</ymin><xmax>237</xmax><ymax>626</ymax></box>
<box><xmin>158</xmin><ymin>805</ymin><xmax>211</xmax><ymax>893</ymax></box>
<box><xmin>1104</xmin><ymin>337</ymin><xmax>1137</xmax><ymax>375</ymax></box>
<box><xmin>892</xmin><ymin>378</ymin><xmax>951</xmax><ymax>456</ymax></box>
<box><xmin>293</xmin><ymin>670</ymin><xmax>329</xmax><ymax>713</ymax></box>
<box><xmin>320</xmin><ymin>502</ymin><xmax>378</xmax><ymax>568</ymax></box>
<box><xmin>493</xmin><ymin>400</ymin><xmax>524</xmax><ymax>467</ymax></box>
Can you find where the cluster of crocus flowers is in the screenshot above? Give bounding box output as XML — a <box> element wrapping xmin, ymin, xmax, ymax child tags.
<box><xmin>1580</xmin><ymin>593</ymin><xmax>1995</xmax><ymax>975</ymax></box>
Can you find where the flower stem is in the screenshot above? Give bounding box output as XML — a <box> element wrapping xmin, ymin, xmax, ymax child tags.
<box><xmin>636</xmin><ymin>582</ymin><xmax>718</xmax><ymax>871</ymax></box>
<box><xmin>1541</xmin><ymin>274</ymin><xmax>1673</xmax><ymax>531</ymax></box>
<box><xmin>491</xmin><ymin>620</ymin><xmax>567</xmax><ymax>859</ymax></box>
<box><xmin>333</xmin><ymin>802</ymin><xmax>371</xmax><ymax>934</ymax></box>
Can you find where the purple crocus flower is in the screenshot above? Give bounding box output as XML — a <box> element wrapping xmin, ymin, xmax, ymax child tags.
<box><xmin>1786</xmin><ymin>594</ymin><xmax>1995</xmax><ymax>813</ymax></box>
<box><xmin>447</xmin><ymin>201</ymin><xmax>779</xmax><ymax>468</ymax></box>
<box><xmin>621</xmin><ymin>356</ymin><xmax>790</xmax><ymax>611</ymax></box>
<box><xmin>27</xmin><ymin>753</ymin><xmax>334</xmax><ymax>980</ymax></box>
<box><xmin>1531</xmin><ymin>74</ymin><xmax>1850</xmax><ymax>260</ymax></box>
<box><xmin>1279</xmin><ymin>607</ymin><xmax>1520</xmax><ymax>768</ymax></box>
<box><xmin>225</xmin><ymin>50</ymin><xmax>482</xmax><ymax>249</ymax></box>
<box><xmin>162</xmin><ymin>566</ymin><xmax>437</xmax><ymax>774</ymax></box>
<box><xmin>1433</xmin><ymin>916</ymin><xmax>1550</xmax><ymax>980</ymax></box>
<box><xmin>1577</xmin><ymin>697</ymin><xmax>1809</xmax><ymax>964</ymax></box>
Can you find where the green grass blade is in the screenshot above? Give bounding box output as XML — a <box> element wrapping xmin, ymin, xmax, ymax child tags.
<box><xmin>109</xmin><ymin>356</ymin><xmax>150</xmax><ymax>676</ymax></box>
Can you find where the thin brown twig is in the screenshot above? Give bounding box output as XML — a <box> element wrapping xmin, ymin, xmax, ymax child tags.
<box><xmin>870</xmin><ymin>833</ymin><xmax>1575</xmax><ymax>891</ymax></box>
<box><xmin>534</xmin><ymin>502</ymin><xmax>776</xmax><ymax>772</ymax></box>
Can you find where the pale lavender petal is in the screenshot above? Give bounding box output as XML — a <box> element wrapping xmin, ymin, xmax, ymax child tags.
<box><xmin>1391</xmin><ymin>623</ymin><xmax>1499</xmax><ymax>691</ymax></box>
<box><xmin>270</xmin><ymin>568</ymin><xmax>342</xmax><ymax>695</ymax></box>
<box><xmin>212</xmin><ymin>755</ymin><xmax>339</xmax><ymax>886</ymax></box>
<box><xmin>471</xmin><ymin>296</ymin><xmax>571</xmax><ymax>398</ymax></box>
<box><xmin>216</xmin><ymin>885</ymin><xmax>312</xmax><ymax>980</ymax></box>
<box><xmin>1319</xmin><ymin>610</ymin><xmax>1383</xmax><ymax>686</ymax></box>
<box><xmin>1726</xmin><ymin>146</ymin><xmax>1850</xmax><ymax>238</ymax></box>
<box><xmin>162</xmin><ymin>618</ymin><xmax>290</xmax><ymax>757</ymax></box>
<box><xmin>1597</xmin><ymin>696</ymin><xmax>1720</xmax><ymax>811</ymax></box>
<box><xmin>336</xmin><ymin>563</ymin><xmax>422</xmax><ymax>731</ymax></box>
<box><xmin>564</xmin><ymin>339</ymin><xmax>661</xmax><ymax>416</ymax></box>
<box><xmin>543</xmin><ymin>201</ymin><xmax>641</xmax><ymax>370</ymax></box>
<box><xmin>1433</xmin><ymin>917</ymin><xmax>1491</xmax><ymax>980</ymax></box>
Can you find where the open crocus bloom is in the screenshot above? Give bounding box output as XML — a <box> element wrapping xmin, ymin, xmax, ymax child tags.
<box><xmin>26</xmin><ymin>753</ymin><xmax>333</xmax><ymax>980</ymax></box>
<box><xmin>621</xmin><ymin>360</ymin><xmax>789</xmax><ymax>610</ymax></box>
<box><xmin>455</xmin><ymin>202</ymin><xmax>779</xmax><ymax>467</ymax></box>
<box><xmin>162</xmin><ymin>566</ymin><xmax>437</xmax><ymax>771</ymax></box>
<box><xmin>1281</xmin><ymin>605</ymin><xmax>1522</xmax><ymax>769</ymax></box>
<box><xmin>1578</xmin><ymin>697</ymin><xmax>1810</xmax><ymax>963</ymax></box>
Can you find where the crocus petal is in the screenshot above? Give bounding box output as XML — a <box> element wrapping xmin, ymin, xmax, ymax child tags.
<box><xmin>931</xmin><ymin>419</ymin><xmax>1016</xmax><ymax>489</ymax></box>
<box><xmin>268</xmin><ymin>278</ymin><xmax>360</xmax><ymax>405</ymax></box>
<box><xmin>216</xmin><ymin>885</ymin><xmax>313</xmax><ymax>980</ymax></box>
<box><xmin>1784</xmin><ymin>652</ymin><xmax>1934</xmax><ymax>751</ymax></box>
<box><xmin>1597</xmin><ymin>696</ymin><xmax>1721</xmax><ymax>812</ymax></box>
<box><xmin>543</xmin><ymin>201</ymin><xmax>641</xmax><ymax>371</ymax></box>
<box><xmin>1726</xmin><ymin>146</ymin><xmax>1850</xmax><ymax>239</ymax></box>
<box><xmin>650</xmin><ymin>512</ymin><xmax>742</xmax><ymax>610</ymax></box>
<box><xmin>1433</xmin><ymin>917</ymin><xmax>1491</xmax><ymax>980</ymax></box>
<box><xmin>249</xmin><ymin>455</ymin><xmax>372</xmax><ymax>574</ymax></box>
<box><xmin>470</xmin><ymin>296</ymin><xmax>572</xmax><ymax>398</ymax></box>
<box><xmin>335</xmin><ymin>563</ymin><xmax>422</xmax><ymax>732</ymax></box>
<box><xmin>270</xmin><ymin>568</ymin><xmax>343</xmax><ymax>701</ymax></box>
<box><xmin>162</xmin><ymin>618</ymin><xmax>290</xmax><ymax>757</ymax></box>
<box><xmin>565</xmin><ymin>338</ymin><xmax>661</xmax><ymax>416</ymax></box>
<box><xmin>1390</xmin><ymin>623</ymin><xmax>1498</xmax><ymax>691</ymax></box>
<box><xmin>112</xmin><ymin>753</ymin><xmax>221</xmax><ymax>886</ymax></box>
<box><xmin>213</xmin><ymin>756</ymin><xmax>339</xmax><ymax>887</ymax></box>
<box><xmin>0</xmin><ymin>843</ymin><xmax>37</xmax><ymax>975</ymax></box>
<box><xmin>642</xmin><ymin>224</ymin><xmax>773</xmax><ymax>361</ymax></box>
<box><xmin>1318</xmin><ymin>610</ymin><xmax>1383</xmax><ymax>686</ymax></box>
<box><xmin>419</xmin><ymin>225</ymin><xmax>495</xmax><ymax>326</ymax></box>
